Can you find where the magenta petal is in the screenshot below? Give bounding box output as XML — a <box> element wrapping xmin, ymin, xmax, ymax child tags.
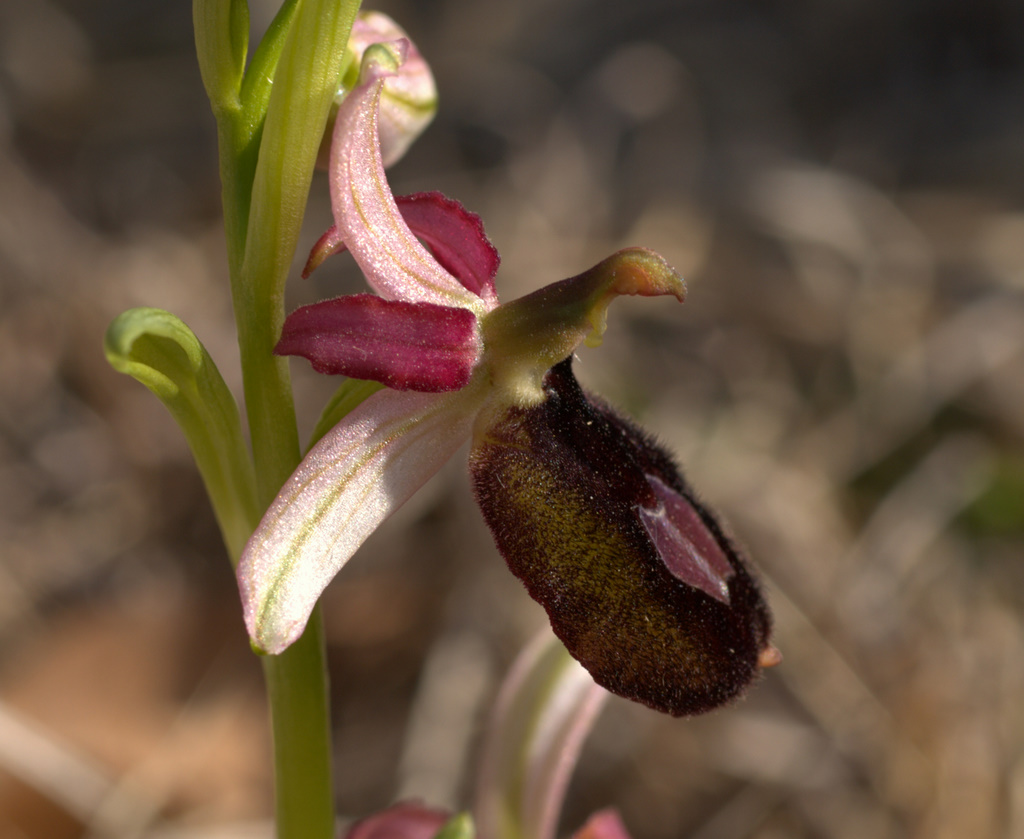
<box><xmin>572</xmin><ymin>810</ymin><xmax>634</xmax><ymax>839</ymax></box>
<box><xmin>342</xmin><ymin>802</ymin><xmax>450</xmax><ymax>839</ymax></box>
<box><xmin>396</xmin><ymin>192</ymin><xmax>499</xmax><ymax>303</ymax></box>
<box><xmin>276</xmin><ymin>295</ymin><xmax>480</xmax><ymax>392</ymax></box>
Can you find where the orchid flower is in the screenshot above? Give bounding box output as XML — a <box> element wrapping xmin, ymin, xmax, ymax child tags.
<box><xmin>238</xmin><ymin>38</ymin><xmax>775</xmax><ymax>717</ymax></box>
<box><xmin>337</xmin><ymin>632</ymin><xmax>637</xmax><ymax>839</ymax></box>
<box><xmin>473</xmin><ymin>631</ymin><xmax>615</xmax><ymax>839</ymax></box>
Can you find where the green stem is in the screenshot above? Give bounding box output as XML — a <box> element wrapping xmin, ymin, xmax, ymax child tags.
<box><xmin>262</xmin><ymin>605</ymin><xmax>335</xmax><ymax>839</ymax></box>
<box><xmin>235</xmin><ymin>0</ymin><xmax>360</xmax><ymax>832</ymax></box>
<box><xmin>197</xmin><ymin>0</ymin><xmax>362</xmax><ymax>835</ymax></box>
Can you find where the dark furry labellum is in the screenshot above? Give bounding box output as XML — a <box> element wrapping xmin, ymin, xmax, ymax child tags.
<box><xmin>470</xmin><ymin>358</ymin><xmax>773</xmax><ymax>716</ymax></box>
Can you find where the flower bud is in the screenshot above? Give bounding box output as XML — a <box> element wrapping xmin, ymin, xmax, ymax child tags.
<box><xmin>318</xmin><ymin>11</ymin><xmax>437</xmax><ymax>169</ymax></box>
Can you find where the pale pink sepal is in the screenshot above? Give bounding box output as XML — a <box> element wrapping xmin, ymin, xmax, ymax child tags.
<box><xmin>275</xmin><ymin>294</ymin><xmax>480</xmax><ymax>392</ymax></box>
<box><xmin>342</xmin><ymin>802</ymin><xmax>450</xmax><ymax>839</ymax></box>
<box><xmin>330</xmin><ymin>42</ymin><xmax>490</xmax><ymax>314</ymax></box>
<box><xmin>571</xmin><ymin>810</ymin><xmax>634</xmax><ymax>839</ymax></box>
<box><xmin>474</xmin><ymin>631</ymin><xmax>608</xmax><ymax>839</ymax></box>
<box><xmin>239</xmin><ymin>387</ymin><xmax>481</xmax><ymax>654</ymax></box>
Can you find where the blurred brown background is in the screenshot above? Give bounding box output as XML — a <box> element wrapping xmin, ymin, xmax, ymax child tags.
<box><xmin>3</xmin><ymin>0</ymin><xmax>1024</xmax><ymax>837</ymax></box>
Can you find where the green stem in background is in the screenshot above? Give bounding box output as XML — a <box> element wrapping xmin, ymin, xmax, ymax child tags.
<box><xmin>194</xmin><ymin>1</ymin><xmax>362</xmax><ymax>837</ymax></box>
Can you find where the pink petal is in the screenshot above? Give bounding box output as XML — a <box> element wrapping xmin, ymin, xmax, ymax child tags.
<box><xmin>342</xmin><ymin>802</ymin><xmax>451</xmax><ymax>839</ymax></box>
<box><xmin>571</xmin><ymin>810</ymin><xmax>634</xmax><ymax>839</ymax></box>
<box><xmin>396</xmin><ymin>192</ymin><xmax>499</xmax><ymax>303</ymax></box>
<box><xmin>276</xmin><ymin>295</ymin><xmax>480</xmax><ymax>392</ymax></box>
<box><xmin>330</xmin><ymin>43</ymin><xmax>492</xmax><ymax>313</ymax></box>
<box><xmin>239</xmin><ymin>386</ymin><xmax>483</xmax><ymax>654</ymax></box>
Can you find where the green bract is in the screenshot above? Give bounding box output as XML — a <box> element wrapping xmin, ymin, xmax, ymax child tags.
<box><xmin>104</xmin><ymin>308</ymin><xmax>258</xmax><ymax>560</ymax></box>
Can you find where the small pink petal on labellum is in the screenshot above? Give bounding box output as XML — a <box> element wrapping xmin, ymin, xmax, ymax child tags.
<box><xmin>342</xmin><ymin>802</ymin><xmax>450</xmax><ymax>839</ymax></box>
<box><xmin>276</xmin><ymin>295</ymin><xmax>480</xmax><ymax>392</ymax></box>
<box><xmin>639</xmin><ymin>474</ymin><xmax>735</xmax><ymax>605</ymax></box>
<box><xmin>571</xmin><ymin>810</ymin><xmax>635</xmax><ymax>839</ymax></box>
<box><xmin>396</xmin><ymin>192</ymin><xmax>500</xmax><ymax>303</ymax></box>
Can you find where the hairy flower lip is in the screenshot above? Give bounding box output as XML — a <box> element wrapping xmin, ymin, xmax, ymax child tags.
<box><xmin>470</xmin><ymin>358</ymin><xmax>773</xmax><ymax>717</ymax></box>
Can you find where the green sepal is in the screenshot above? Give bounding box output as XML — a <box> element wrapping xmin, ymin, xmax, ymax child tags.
<box><xmin>104</xmin><ymin>307</ymin><xmax>260</xmax><ymax>562</ymax></box>
<box><xmin>193</xmin><ymin>0</ymin><xmax>249</xmax><ymax>113</ymax></box>
<box><xmin>307</xmin><ymin>378</ymin><xmax>384</xmax><ymax>450</ymax></box>
<box><xmin>480</xmin><ymin>248</ymin><xmax>685</xmax><ymax>408</ymax></box>
<box><xmin>433</xmin><ymin>813</ymin><xmax>475</xmax><ymax>839</ymax></box>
